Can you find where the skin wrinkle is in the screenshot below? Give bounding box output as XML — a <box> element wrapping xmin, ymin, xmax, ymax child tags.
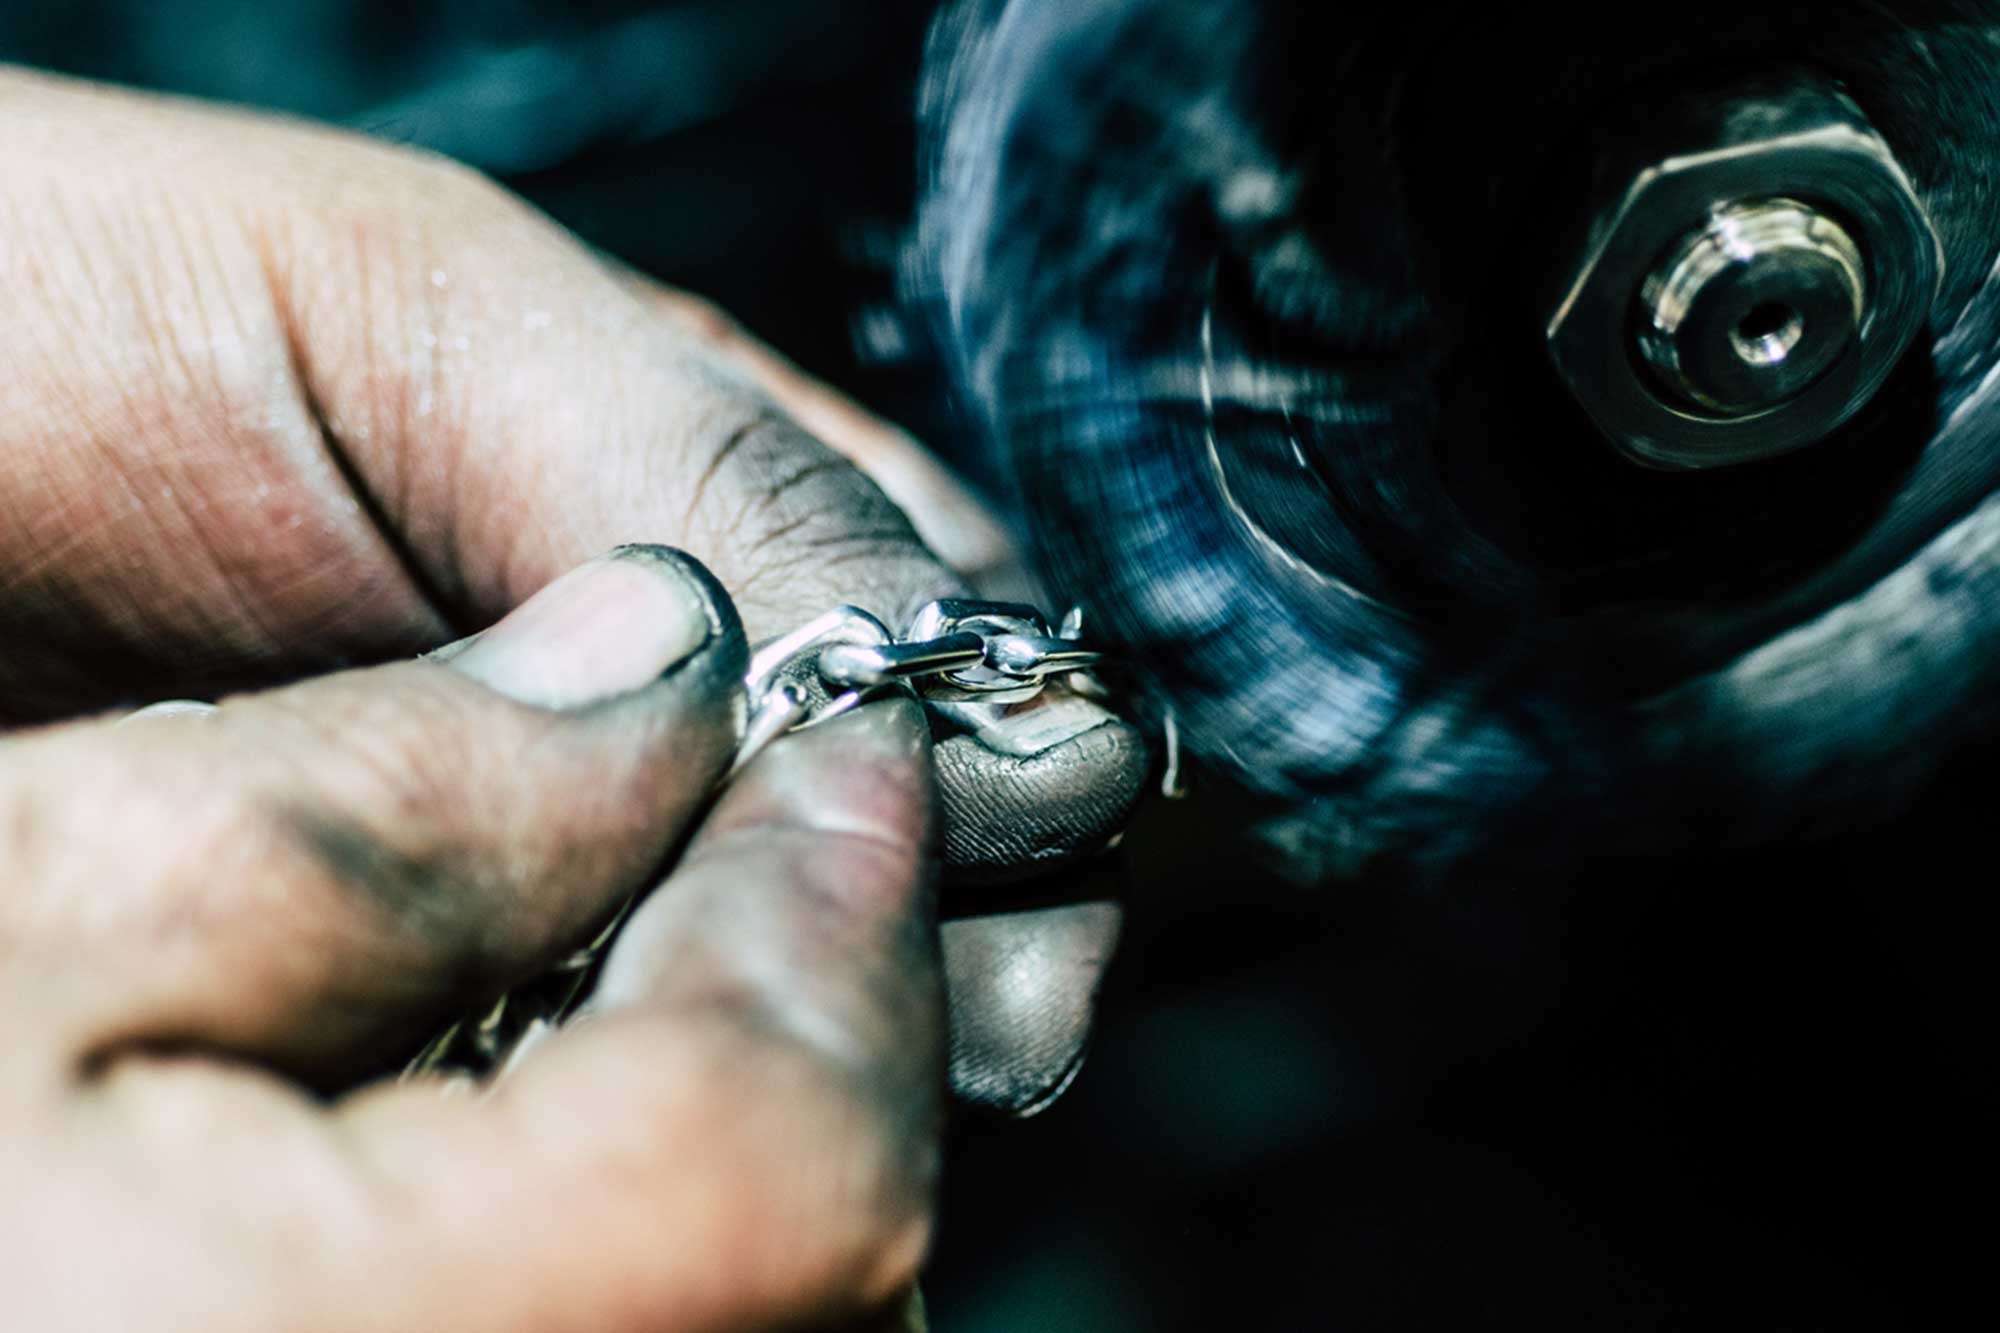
<box><xmin>262</xmin><ymin>159</ymin><xmax>538</xmax><ymax>620</ymax></box>
<box><xmin>0</xmin><ymin>162</ymin><xmax>445</xmax><ymax>711</ymax></box>
<box><xmin>643</xmin><ymin>285</ymin><xmax>1018</xmax><ymax>582</ymax></box>
<box><xmin>42</xmin><ymin>180</ymin><xmax>141</xmax><ymax>388</ymax></box>
<box><xmin>0</xmin><ymin>67</ymin><xmax>1141</xmax><ymax>1146</ymax></box>
<box><xmin>312</xmin><ymin>182</ymin><xmax>656</xmax><ymax>620</ymax></box>
<box><xmin>678</xmin><ymin>408</ymin><xmax>782</xmax><ymax>539</ymax></box>
<box><xmin>393</xmin><ymin>202</ymin><xmax>474</xmax><ymax>612</ymax></box>
<box><xmin>3</xmin><ymin>564</ymin><xmax>750</xmax><ymax>1081</ymax></box>
<box><xmin>6</xmin><ymin>188</ymin><xmax>175</xmax><ymax>612</ymax></box>
<box><xmin>341</xmin><ymin>206</ymin><xmax>443</xmax><ymax>607</ymax></box>
<box><xmin>719</xmin><ymin>427</ymin><xmax>840</xmax><ymax>567</ymax></box>
<box><xmin>249</xmin><ymin>210</ymin><xmax>459</xmax><ymax>642</ymax></box>
<box><xmin>683</xmin><ymin>411</ymin><xmax>958</xmax><ymax>637</ymax></box>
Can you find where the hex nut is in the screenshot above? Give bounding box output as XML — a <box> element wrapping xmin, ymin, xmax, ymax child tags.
<box><xmin>1545</xmin><ymin>82</ymin><xmax>1941</xmax><ymax>470</ymax></box>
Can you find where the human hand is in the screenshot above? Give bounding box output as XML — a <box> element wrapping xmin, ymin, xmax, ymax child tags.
<box><xmin>1</xmin><ymin>546</ymin><xmax>941</xmax><ymax>1330</ymax></box>
<box><xmin>0</xmin><ymin>68</ymin><xmax>1144</xmax><ymax>1112</ymax></box>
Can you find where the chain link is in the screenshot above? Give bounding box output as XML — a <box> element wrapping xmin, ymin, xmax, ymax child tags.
<box><xmin>405</xmin><ymin>598</ymin><xmax>1103</xmax><ymax>1082</ymax></box>
<box><xmin>730</xmin><ymin>598</ymin><xmax>1101</xmax><ymax>773</ymax></box>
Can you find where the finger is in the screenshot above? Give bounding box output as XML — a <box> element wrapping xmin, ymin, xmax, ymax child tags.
<box><xmin>932</xmin><ymin>690</ymin><xmax>1150</xmax><ymax>882</ymax></box>
<box><xmin>631</xmin><ymin>280</ymin><xmax>1148</xmax><ymax>1118</ymax></box>
<box><xmin>942</xmin><ymin>882</ymin><xmax>1123</xmax><ymax>1117</ymax></box>
<box><xmin>927</xmin><ymin>691</ymin><xmax>1139</xmax><ymax>1115</ymax></box>
<box><xmin>0</xmin><ymin>72</ymin><xmax>1136</xmax><ymax>867</ymax></box>
<box><xmin>0</xmin><ymin>73</ymin><xmax>1137</xmax><ymax>1106</ymax></box>
<box><xmin>641</xmin><ymin>283</ymin><xmax>1016</xmax><ymax>583</ymax></box>
<box><xmin>3</xmin><ymin>545</ymin><xmax>745</xmax><ymax>1080</ymax></box>
<box><xmin>331</xmin><ymin>698</ymin><xmax>940</xmax><ymax>1332</ymax></box>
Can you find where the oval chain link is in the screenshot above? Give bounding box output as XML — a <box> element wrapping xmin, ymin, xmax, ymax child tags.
<box><xmin>405</xmin><ymin>598</ymin><xmax>1103</xmax><ymax>1081</ymax></box>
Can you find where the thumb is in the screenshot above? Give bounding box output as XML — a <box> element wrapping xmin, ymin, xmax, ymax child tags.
<box><xmin>3</xmin><ymin>546</ymin><xmax>746</xmax><ymax>1083</ymax></box>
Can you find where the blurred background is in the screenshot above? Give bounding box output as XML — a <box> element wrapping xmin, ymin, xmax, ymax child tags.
<box><xmin>3</xmin><ymin>3</ymin><xmax>1992</xmax><ymax>1327</ymax></box>
<box><xmin>0</xmin><ymin>0</ymin><xmax>962</xmax><ymax>474</ymax></box>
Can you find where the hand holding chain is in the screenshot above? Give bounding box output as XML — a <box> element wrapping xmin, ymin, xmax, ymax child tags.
<box><xmin>404</xmin><ymin>599</ymin><xmax>1104</xmax><ymax>1082</ymax></box>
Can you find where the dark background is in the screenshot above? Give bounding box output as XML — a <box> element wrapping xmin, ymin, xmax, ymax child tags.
<box><xmin>4</xmin><ymin>4</ymin><xmax>1992</xmax><ymax>1327</ymax></box>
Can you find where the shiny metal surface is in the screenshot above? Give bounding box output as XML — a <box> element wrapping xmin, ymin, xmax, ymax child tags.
<box><xmin>820</xmin><ymin>633</ymin><xmax>987</xmax><ymax>687</ymax></box>
<box><xmin>736</xmin><ymin>605</ymin><xmax>898</xmax><ymax>772</ymax></box>
<box><xmin>1546</xmin><ymin>77</ymin><xmax>1942</xmax><ymax>470</ymax></box>
<box><xmin>743</xmin><ymin>604</ymin><xmax>892</xmax><ymax>700</ymax></box>
<box><xmin>905</xmin><ymin>599</ymin><xmax>1058</xmax><ymax>702</ymax></box>
<box><xmin>1634</xmin><ymin>198</ymin><xmax>1867</xmax><ymax>415</ymax></box>
<box><xmin>982</xmin><ymin>634</ymin><xmax>1102</xmax><ymax>681</ymax></box>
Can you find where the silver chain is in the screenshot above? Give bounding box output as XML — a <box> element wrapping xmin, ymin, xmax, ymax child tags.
<box><xmin>730</xmin><ymin>598</ymin><xmax>1102</xmax><ymax>774</ymax></box>
<box><xmin>404</xmin><ymin>598</ymin><xmax>1103</xmax><ymax>1083</ymax></box>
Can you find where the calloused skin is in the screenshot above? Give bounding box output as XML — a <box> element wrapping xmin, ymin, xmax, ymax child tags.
<box><xmin>0</xmin><ymin>67</ymin><xmax>1116</xmax><ymax>1329</ymax></box>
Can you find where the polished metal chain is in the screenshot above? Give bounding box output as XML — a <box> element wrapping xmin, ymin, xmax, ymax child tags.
<box><xmin>403</xmin><ymin>598</ymin><xmax>1103</xmax><ymax>1083</ymax></box>
<box><xmin>732</xmin><ymin>597</ymin><xmax>1101</xmax><ymax>774</ymax></box>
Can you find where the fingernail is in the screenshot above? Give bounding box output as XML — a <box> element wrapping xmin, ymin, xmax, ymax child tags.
<box><xmin>118</xmin><ymin>699</ymin><xmax>217</xmax><ymax>726</ymax></box>
<box><xmin>934</xmin><ymin>689</ymin><xmax>1114</xmax><ymax>758</ymax></box>
<box><xmin>447</xmin><ymin>546</ymin><xmax>717</xmax><ymax>708</ymax></box>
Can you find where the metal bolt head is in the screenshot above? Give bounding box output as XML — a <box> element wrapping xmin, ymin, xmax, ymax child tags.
<box><xmin>1545</xmin><ymin>80</ymin><xmax>1941</xmax><ymax>470</ymax></box>
<box><xmin>1635</xmin><ymin>198</ymin><xmax>1866</xmax><ymax>415</ymax></box>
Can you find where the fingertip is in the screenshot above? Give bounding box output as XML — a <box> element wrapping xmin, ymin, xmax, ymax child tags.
<box><xmin>942</xmin><ymin>896</ymin><xmax>1122</xmax><ymax>1116</ymax></box>
<box><xmin>591</xmin><ymin>693</ymin><xmax>944</xmax><ymax>1092</ymax></box>
<box><xmin>934</xmin><ymin>708</ymin><xmax>1150</xmax><ymax>882</ymax></box>
<box><xmin>701</xmin><ymin>693</ymin><xmax>936</xmax><ymax>857</ymax></box>
<box><xmin>444</xmin><ymin>543</ymin><xmax>741</xmax><ymax>710</ymax></box>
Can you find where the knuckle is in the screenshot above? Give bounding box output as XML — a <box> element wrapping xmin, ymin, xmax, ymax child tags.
<box><xmin>679</xmin><ymin>399</ymin><xmax>953</xmax><ymax>632</ymax></box>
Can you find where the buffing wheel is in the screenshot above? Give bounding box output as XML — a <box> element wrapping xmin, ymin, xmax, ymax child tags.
<box><xmin>916</xmin><ymin>0</ymin><xmax>2000</xmax><ymax>879</ymax></box>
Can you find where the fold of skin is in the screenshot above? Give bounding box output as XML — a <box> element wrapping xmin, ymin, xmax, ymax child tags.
<box><xmin>916</xmin><ymin>0</ymin><xmax>2000</xmax><ymax>880</ymax></box>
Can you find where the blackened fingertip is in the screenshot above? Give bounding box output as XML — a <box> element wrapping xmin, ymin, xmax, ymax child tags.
<box><xmin>940</xmin><ymin>899</ymin><xmax>1120</xmax><ymax>1115</ymax></box>
<box><xmin>935</xmin><ymin>719</ymin><xmax>1149</xmax><ymax>882</ymax></box>
<box><xmin>959</xmin><ymin>1041</ymin><xmax>1089</xmax><ymax>1120</ymax></box>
